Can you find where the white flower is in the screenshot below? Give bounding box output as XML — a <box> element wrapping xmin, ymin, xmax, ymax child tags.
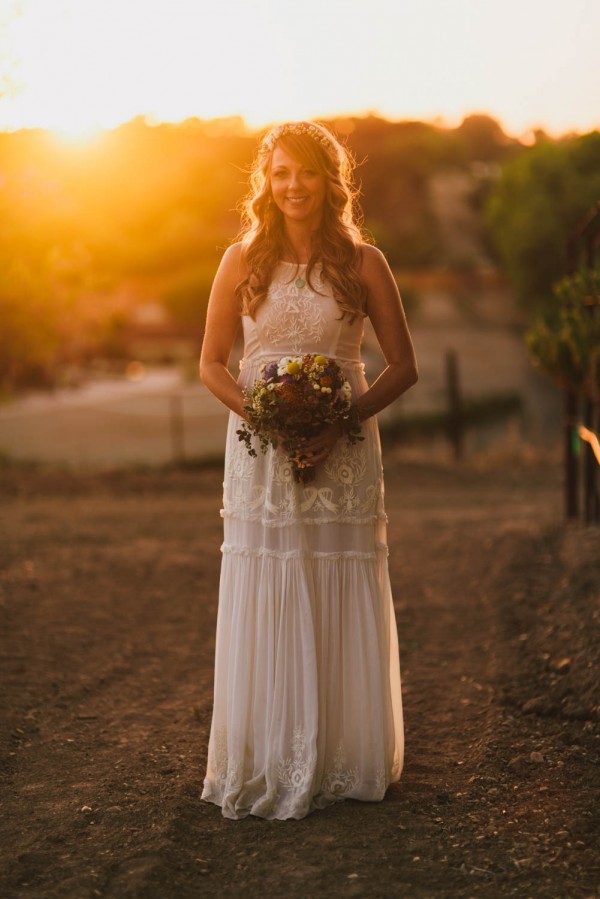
<box><xmin>277</xmin><ymin>356</ymin><xmax>302</xmax><ymax>376</ymax></box>
<box><xmin>340</xmin><ymin>380</ymin><xmax>352</xmax><ymax>402</ymax></box>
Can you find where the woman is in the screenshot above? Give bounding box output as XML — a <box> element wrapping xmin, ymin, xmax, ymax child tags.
<box><xmin>200</xmin><ymin>121</ymin><xmax>418</xmax><ymax>820</ymax></box>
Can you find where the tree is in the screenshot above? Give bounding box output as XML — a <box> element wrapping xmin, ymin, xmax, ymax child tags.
<box><xmin>456</xmin><ymin>114</ymin><xmax>512</xmax><ymax>162</ymax></box>
<box><xmin>526</xmin><ymin>267</ymin><xmax>600</xmax><ymax>401</ymax></box>
<box><xmin>486</xmin><ymin>132</ymin><xmax>600</xmax><ymax>311</ymax></box>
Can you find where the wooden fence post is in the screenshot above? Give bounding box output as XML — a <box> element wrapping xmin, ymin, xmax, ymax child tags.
<box><xmin>565</xmin><ymin>390</ymin><xmax>579</xmax><ymax>519</ymax></box>
<box><xmin>583</xmin><ymin>398</ymin><xmax>599</xmax><ymax>524</ymax></box>
<box><xmin>445</xmin><ymin>350</ymin><xmax>464</xmax><ymax>462</ymax></box>
<box><xmin>169</xmin><ymin>394</ymin><xmax>185</xmax><ymax>464</ymax></box>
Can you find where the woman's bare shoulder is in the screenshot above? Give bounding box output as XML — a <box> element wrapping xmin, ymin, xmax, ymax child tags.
<box><xmin>357</xmin><ymin>243</ymin><xmax>393</xmax><ymax>282</ymax></box>
<box><xmin>359</xmin><ymin>242</ymin><xmax>388</xmax><ymax>265</ymax></box>
<box><xmin>218</xmin><ymin>241</ymin><xmax>249</xmax><ymax>278</ymax></box>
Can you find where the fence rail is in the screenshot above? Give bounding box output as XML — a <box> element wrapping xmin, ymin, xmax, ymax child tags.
<box><xmin>0</xmin><ymin>351</ymin><xmax>527</xmax><ymax>469</ymax></box>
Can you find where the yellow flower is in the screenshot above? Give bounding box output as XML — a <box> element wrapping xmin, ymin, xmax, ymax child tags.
<box><xmin>314</xmin><ymin>355</ymin><xmax>327</xmax><ymax>366</ymax></box>
<box><xmin>287</xmin><ymin>361</ymin><xmax>301</xmax><ymax>374</ymax></box>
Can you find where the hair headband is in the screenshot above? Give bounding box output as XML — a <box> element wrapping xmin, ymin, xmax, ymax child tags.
<box><xmin>260</xmin><ymin>122</ymin><xmax>333</xmax><ymax>155</ymax></box>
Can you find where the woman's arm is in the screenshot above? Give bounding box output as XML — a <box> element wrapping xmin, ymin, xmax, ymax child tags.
<box><xmin>299</xmin><ymin>244</ymin><xmax>418</xmax><ymax>466</ymax></box>
<box><xmin>355</xmin><ymin>244</ymin><xmax>418</xmax><ymax>422</ymax></box>
<box><xmin>199</xmin><ymin>243</ymin><xmax>247</xmax><ymax>417</ymax></box>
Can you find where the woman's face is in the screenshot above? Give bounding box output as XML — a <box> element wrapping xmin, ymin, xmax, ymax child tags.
<box><xmin>269</xmin><ymin>144</ymin><xmax>327</xmax><ymax>230</ymax></box>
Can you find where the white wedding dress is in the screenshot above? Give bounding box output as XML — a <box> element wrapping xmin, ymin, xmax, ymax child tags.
<box><xmin>201</xmin><ymin>261</ymin><xmax>404</xmax><ymax>820</ymax></box>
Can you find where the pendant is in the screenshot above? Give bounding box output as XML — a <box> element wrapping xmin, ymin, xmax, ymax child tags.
<box><xmin>295</xmin><ymin>278</ymin><xmax>305</xmax><ymax>289</ymax></box>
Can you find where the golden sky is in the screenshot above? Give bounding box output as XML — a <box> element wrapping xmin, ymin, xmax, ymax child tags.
<box><xmin>1</xmin><ymin>0</ymin><xmax>598</xmax><ymax>139</ymax></box>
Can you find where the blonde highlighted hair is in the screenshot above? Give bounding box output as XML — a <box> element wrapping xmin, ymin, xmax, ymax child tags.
<box><xmin>236</xmin><ymin>121</ymin><xmax>369</xmax><ymax>321</ymax></box>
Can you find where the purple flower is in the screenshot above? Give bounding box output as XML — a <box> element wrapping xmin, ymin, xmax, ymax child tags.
<box><xmin>262</xmin><ymin>362</ymin><xmax>278</xmax><ymax>380</ymax></box>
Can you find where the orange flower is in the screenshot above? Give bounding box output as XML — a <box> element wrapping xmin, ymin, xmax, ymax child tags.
<box><xmin>276</xmin><ymin>381</ymin><xmax>304</xmax><ymax>407</ymax></box>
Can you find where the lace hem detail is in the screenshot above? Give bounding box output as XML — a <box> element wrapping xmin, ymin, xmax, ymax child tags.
<box><xmin>220</xmin><ymin>542</ymin><xmax>388</xmax><ymax>561</ymax></box>
<box><xmin>207</xmin><ymin>725</ymin><xmax>390</xmax><ymax>814</ymax></box>
<box><xmin>276</xmin><ymin>726</ymin><xmax>317</xmax><ymax>791</ymax></box>
<box><xmin>320</xmin><ymin>742</ymin><xmax>360</xmax><ymax>798</ymax></box>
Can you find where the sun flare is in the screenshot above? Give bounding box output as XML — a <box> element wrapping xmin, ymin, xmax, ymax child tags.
<box><xmin>49</xmin><ymin>120</ymin><xmax>105</xmax><ymax>143</ymax></box>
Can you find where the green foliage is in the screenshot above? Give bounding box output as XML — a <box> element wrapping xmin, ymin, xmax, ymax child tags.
<box><xmin>340</xmin><ymin>114</ymin><xmax>518</xmax><ymax>267</ymax></box>
<box><xmin>526</xmin><ymin>268</ymin><xmax>600</xmax><ymax>400</ymax></box>
<box><xmin>486</xmin><ymin>132</ymin><xmax>600</xmax><ymax>311</ymax></box>
<box><xmin>162</xmin><ymin>261</ymin><xmax>219</xmax><ymax>338</ymax></box>
<box><xmin>0</xmin><ymin>246</ymin><xmax>130</xmax><ymax>391</ymax></box>
<box><xmin>0</xmin><ymin>262</ymin><xmax>62</xmax><ymax>391</ymax></box>
<box><xmin>456</xmin><ymin>114</ymin><xmax>516</xmax><ymax>163</ymax></box>
<box><xmin>0</xmin><ymin>120</ymin><xmax>252</xmax><ymax>390</ymax></box>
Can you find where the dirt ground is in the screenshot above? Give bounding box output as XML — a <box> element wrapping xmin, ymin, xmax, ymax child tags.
<box><xmin>0</xmin><ymin>453</ymin><xmax>598</xmax><ymax>898</ymax></box>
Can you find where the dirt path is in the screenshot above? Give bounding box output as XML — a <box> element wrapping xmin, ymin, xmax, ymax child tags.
<box><xmin>0</xmin><ymin>459</ymin><xmax>598</xmax><ymax>898</ymax></box>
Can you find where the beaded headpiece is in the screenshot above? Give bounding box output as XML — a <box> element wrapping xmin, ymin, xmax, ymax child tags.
<box><xmin>260</xmin><ymin>121</ymin><xmax>333</xmax><ymax>155</ymax></box>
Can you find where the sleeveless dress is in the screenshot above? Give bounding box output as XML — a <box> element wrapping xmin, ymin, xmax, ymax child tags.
<box><xmin>201</xmin><ymin>261</ymin><xmax>404</xmax><ymax>820</ymax></box>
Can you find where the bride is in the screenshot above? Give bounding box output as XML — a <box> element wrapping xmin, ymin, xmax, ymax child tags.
<box><xmin>199</xmin><ymin>120</ymin><xmax>418</xmax><ymax>820</ymax></box>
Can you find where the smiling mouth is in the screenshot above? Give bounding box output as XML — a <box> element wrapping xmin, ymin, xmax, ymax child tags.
<box><xmin>286</xmin><ymin>196</ymin><xmax>308</xmax><ymax>202</ymax></box>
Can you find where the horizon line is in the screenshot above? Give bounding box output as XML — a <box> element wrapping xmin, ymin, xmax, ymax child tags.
<box><xmin>0</xmin><ymin>108</ymin><xmax>598</xmax><ymax>144</ymax></box>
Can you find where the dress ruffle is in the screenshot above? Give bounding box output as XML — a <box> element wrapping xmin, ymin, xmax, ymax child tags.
<box><xmin>201</xmin><ymin>548</ymin><xmax>403</xmax><ymax>819</ymax></box>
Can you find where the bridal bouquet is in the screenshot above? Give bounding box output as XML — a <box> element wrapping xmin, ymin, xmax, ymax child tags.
<box><xmin>236</xmin><ymin>353</ymin><xmax>363</xmax><ymax>483</ymax></box>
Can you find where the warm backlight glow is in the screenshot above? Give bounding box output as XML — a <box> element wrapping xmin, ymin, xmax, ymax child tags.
<box><xmin>1</xmin><ymin>0</ymin><xmax>599</xmax><ymax>138</ymax></box>
<box><xmin>50</xmin><ymin>121</ymin><xmax>105</xmax><ymax>143</ymax></box>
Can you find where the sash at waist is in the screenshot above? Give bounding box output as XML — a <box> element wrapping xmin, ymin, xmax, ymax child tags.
<box><xmin>239</xmin><ymin>353</ymin><xmax>365</xmax><ymax>372</ymax></box>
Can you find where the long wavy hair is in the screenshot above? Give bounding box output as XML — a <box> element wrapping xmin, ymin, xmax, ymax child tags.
<box><xmin>236</xmin><ymin>122</ymin><xmax>369</xmax><ymax>321</ymax></box>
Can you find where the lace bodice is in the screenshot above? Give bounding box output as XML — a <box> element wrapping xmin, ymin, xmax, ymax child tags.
<box><xmin>240</xmin><ymin>261</ymin><xmax>365</xmax><ymax>366</ymax></box>
<box><xmin>227</xmin><ymin>259</ymin><xmax>385</xmax><ymax>534</ymax></box>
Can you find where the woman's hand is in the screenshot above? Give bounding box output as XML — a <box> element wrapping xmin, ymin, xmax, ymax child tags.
<box><xmin>296</xmin><ymin>421</ymin><xmax>343</xmax><ymax>468</ymax></box>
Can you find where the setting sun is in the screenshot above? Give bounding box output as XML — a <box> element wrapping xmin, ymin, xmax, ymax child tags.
<box><xmin>1</xmin><ymin>0</ymin><xmax>599</xmax><ymax>139</ymax></box>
